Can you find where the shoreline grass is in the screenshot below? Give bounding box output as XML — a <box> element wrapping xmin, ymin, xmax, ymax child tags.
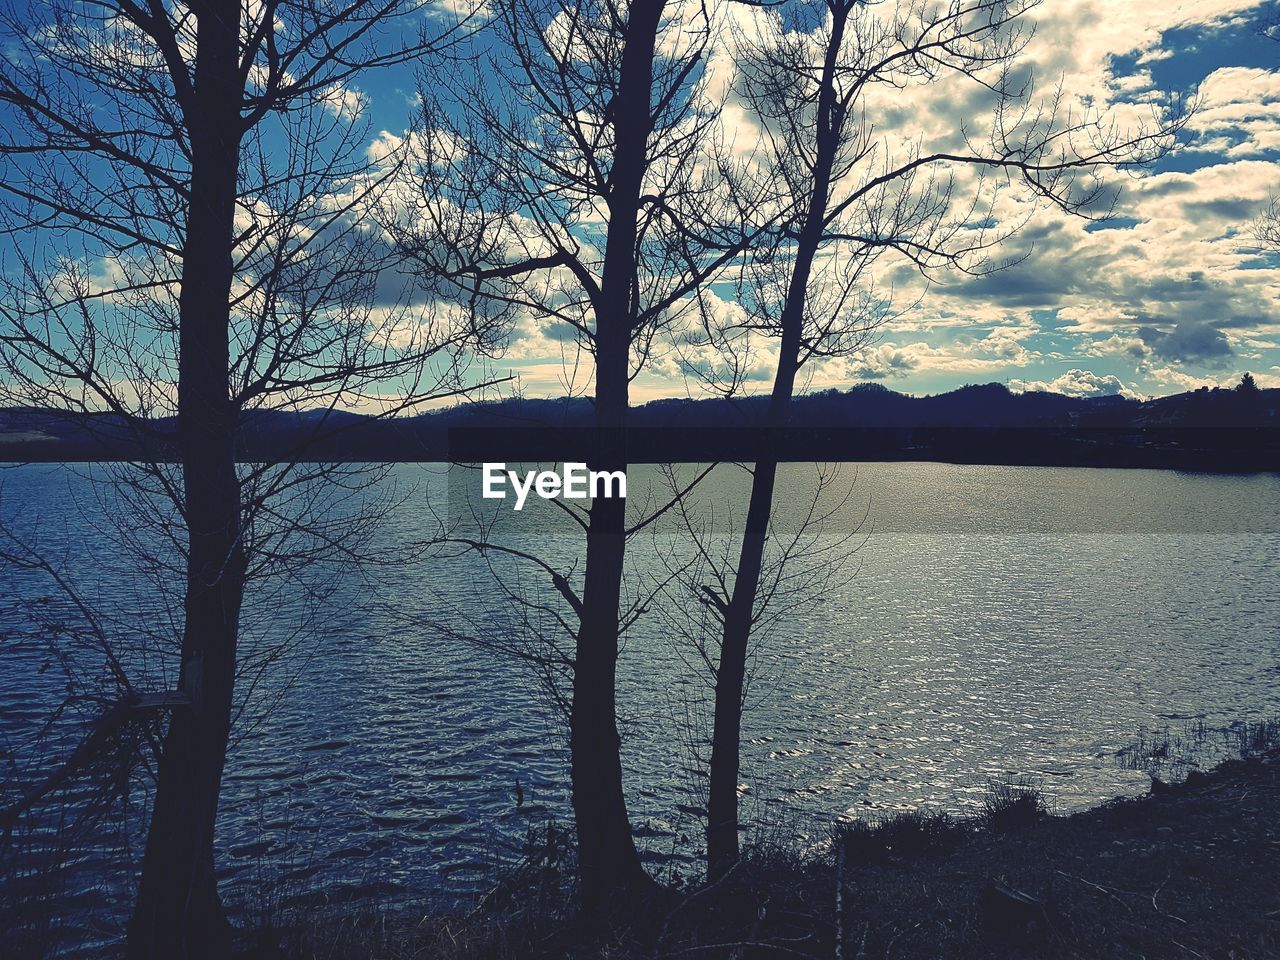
<box><xmin>256</xmin><ymin>724</ymin><xmax>1280</xmax><ymax>960</ymax></box>
<box><xmin>7</xmin><ymin>720</ymin><xmax>1279</xmax><ymax>958</ymax></box>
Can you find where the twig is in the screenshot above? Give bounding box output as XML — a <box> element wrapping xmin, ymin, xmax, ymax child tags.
<box><xmin>668</xmin><ymin>941</ymin><xmax>818</xmax><ymax>958</ymax></box>
<box><xmin>1152</xmin><ymin>872</ymin><xmax>1187</xmax><ymax>925</ymax></box>
<box><xmin>883</xmin><ymin>921</ymin><xmax>921</xmax><ymax>960</ymax></box>
<box><xmin>1</xmin><ymin>691</ymin><xmax>188</xmax><ymax>831</ymax></box>
<box><xmin>658</xmin><ymin>857</ymin><xmax>747</xmax><ymax>947</ymax></box>
<box><xmin>1054</xmin><ymin>870</ymin><xmax>1133</xmax><ymax>915</ymax></box>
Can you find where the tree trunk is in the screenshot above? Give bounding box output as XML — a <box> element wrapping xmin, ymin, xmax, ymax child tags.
<box><xmin>569</xmin><ymin>0</ymin><xmax>665</xmax><ymax>912</ymax></box>
<box><xmin>572</xmin><ymin>488</ymin><xmax>646</xmax><ymax>909</ymax></box>
<box><xmin>705</xmin><ymin>349</ymin><xmax>798</xmax><ymax>879</ymax></box>
<box><xmin>705</xmin><ymin>459</ymin><xmax>776</xmax><ymax>878</ymax></box>
<box><xmin>705</xmin><ymin>5</ymin><xmax>849</xmax><ymax>876</ymax></box>
<box><xmin>127</xmin><ymin>2</ymin><xmax>244</xmax><ymax>956</ymax></box>
<box><xmin>573</xmin><ymin>297</ymin><xmax>641</xmax><ymax>907</ymax></box>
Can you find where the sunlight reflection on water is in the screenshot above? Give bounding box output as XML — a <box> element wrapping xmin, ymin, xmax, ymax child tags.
<box><xmin>2</xmin><ymin>461</ymin><xmax>1279</xmax><ymax>945</ymax></box>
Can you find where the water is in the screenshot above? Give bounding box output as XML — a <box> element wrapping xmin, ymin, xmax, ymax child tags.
<box><xmin>2</xmin><ymin>461</ymin><xmax>1279</xmax><ymax>949</ymax></box>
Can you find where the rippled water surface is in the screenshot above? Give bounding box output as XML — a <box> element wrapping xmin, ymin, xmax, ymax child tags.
<box><xmin>2</xmin><ymin>461</ymin><xmax>1279</xmax><ymax>948</ymax></box>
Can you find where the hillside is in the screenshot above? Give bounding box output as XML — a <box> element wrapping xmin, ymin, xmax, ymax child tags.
<box><xmin>1</xmin><ymin>382</ymin><xmax>1277</xmax><ymax>469</ymax></box>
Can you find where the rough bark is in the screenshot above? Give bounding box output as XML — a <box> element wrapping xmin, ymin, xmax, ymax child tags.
<box><xmin>126</xmin><ymin>1</ymin><xmax>245</xmax><ymax>955</ymax></box>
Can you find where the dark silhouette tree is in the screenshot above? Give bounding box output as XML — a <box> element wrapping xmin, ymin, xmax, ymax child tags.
<box><xmin>686</xmin><ymin>0</ymin><xmax>1183</xmax><ymax>879</ymax></box>
<box><xmin>0</xmin><ymin>1</ymin><xmax>494</xmax><ymax>956</ymax></box>
<box><xmin>385</xmin><ymin>0</ymin><xmax>772</xmax><ymax>909</ymax></box>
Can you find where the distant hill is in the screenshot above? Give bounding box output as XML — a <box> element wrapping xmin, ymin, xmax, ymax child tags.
<box><xmin>2</xmin><ymin>382</ymin><xmax>1277</xmax><ymax>470</ymax></box>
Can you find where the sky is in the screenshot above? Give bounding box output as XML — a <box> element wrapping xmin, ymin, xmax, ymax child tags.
<box><xmin>354</xmin><ymin>0</ymin><xmax>1280</xmax><ymax>403</ymax></box>
<box><xmin>6</xmin><ymin>0</ymin><xmax>1280</xmax><ymax>410</ymax></box>
<box><xmin>855</xmin><ymin>1</ymin><xmax>1280</xmax><ymax>402</ymax></box>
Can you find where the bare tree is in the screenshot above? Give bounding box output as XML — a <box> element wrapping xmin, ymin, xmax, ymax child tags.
<box><xmin>0</xmin><ymin>1</ymin><xmax>496</xmax><ymax>955</ymax></box>
<box><xmin>1255</xmin><ymin>5</ymin><xmax>1280</xmax><ymax>261</ymax></box>
<box><xmin>690</xmin><ymin>0</ymin><xmax>1184</xmax><ymax>878</ymax></box>
<box><xmin>648</xmin><ymin>459</ymin><xmax>867</xmax><ymax>818</ymax></box>
<box><xmin>385</xmin><ymin>0</ymin><xmax>773</xmax><ymax>909</ymax></box>
<box><xmin>1258</xmin><ymin>187</ymin><xmax>1280</xmax><ymax>259</ymax></box>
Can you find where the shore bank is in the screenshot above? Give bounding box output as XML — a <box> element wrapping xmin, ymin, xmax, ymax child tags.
<box><xmin>263</xmin><ymin>745</ymin><xmax>1280</xmax><ymax>960</ymax></box>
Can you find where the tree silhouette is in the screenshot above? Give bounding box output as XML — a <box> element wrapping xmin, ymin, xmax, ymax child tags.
<box><xmin>385</xmin><ymin>0</ymin><xmax>775</xmax><ymax>910</ymax></box>
<box><xmin>0</xmin><ymin>1</ymin><xmax>493</xmax><ymax>955</ymax></box>
<box><xmin>690</xmin><ymin>0</ymin><xmax>1182</xmax><ymax>878</ymax></box>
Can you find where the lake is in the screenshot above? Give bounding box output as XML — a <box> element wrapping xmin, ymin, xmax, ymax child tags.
<box><xmin>2</xmin><ymin>460</ymin><xmax>1279</xmax><ymax>949</ymax></box>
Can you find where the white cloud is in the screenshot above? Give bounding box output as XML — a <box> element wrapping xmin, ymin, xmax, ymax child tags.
<box><xmin>1011</xmin><ymin>368</ymin><xmax>1142</xmax><ymax>399</ymax></box>
<box><xmin>1187</xmin><ymin>67</ymin><xmax>1280</xmax><ymax>157</ymax></box>
<box><xmin>320</xmin><ymin>83</ymin><xmax>368</xmax><ymax>122</ymax></box>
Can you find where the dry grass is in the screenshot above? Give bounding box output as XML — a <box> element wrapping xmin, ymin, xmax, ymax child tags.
<box><xmin>980</xmin><ymin>777</ymin><xmax>1050</xmax><ymax>831</ymax></box>
<box><xmin>11</xmin><ymin>722</ymin><xmax>1280</xmax><ymax>959</ymax></box>
<box><xmin>831</xmin><ymin>751</ymin><xmax>1280</xmax><ymax>960</ymax></box>
<box><xmin>270</xmin><ymin>745</ymin><xmax>1280</xmax><ymax>960</ymax></box>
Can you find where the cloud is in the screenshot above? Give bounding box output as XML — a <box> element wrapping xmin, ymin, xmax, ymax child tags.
<box><xmin>898</xmin><ymin>155</ymin><xmax>1280</xmax><ymax>391</ymax></box>
<box><xmin>843</xmin><ymin>332</ymin><xmax>1041</xmax><ymax>381</ymax></box>
<box><xmin>1187</xmin><ymin>66</ymin><xmax>1280</xmax><ymax>157</ymax></box>
<box><xmin>868</xmin><ymin>3</ymin><xmax>1280</xmax><ymax>390</ymax></box>
<box><xmin>849</xmin><ymin>344</ymin><xmax>919</xmax><ymax>380</ymax></box>
<box><xmin>1135</xmin><ymin>320</ymin><xmax>1235</xmax><ymax>364</ymax></box>
<box><xmin>1083</xmin><ymin>334</ymin><xmax>1155</xmax><ymax>361</ymax></box>
<box><xmin>1010</xmin><ymin>369</ymin><xmax>1142</xmax><ymax>399</ymax></box>
<box><xmin>1147</xmin><ymin>366</ymin><xmax>1236</xmax><ymax>390</ymax></box>
<box><xmin>430</xmin><ymin>0</ymin><xmax>493</xmax><ymax>20</ymax></box>
<box><xmin>319</xmin><ymin>83</ymin><xmax>367</xmax><ymax>122</ymax></box>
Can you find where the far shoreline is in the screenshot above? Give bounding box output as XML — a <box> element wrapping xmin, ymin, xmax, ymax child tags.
<box><xmin>4</xmin><ymin>380</ymin><xmax>1277</xmax><ymax>469</ymax></box>
<box><xmin>4</xmin><ymin>447</ymin><xmax>1278</xmax><ymax>473</ymax></box>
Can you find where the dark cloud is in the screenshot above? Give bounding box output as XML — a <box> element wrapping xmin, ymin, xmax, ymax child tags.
<box><xmin>371</xmin><ymin>257</ymin><xmax>421</xmax><ymax>306</ymax></box>
<box><xmin>943</xmin><ymin>267</ymin><xmax>1076</xmax><ymax>307</ymax></box>
<box><xmin>1136</xmin><ymin>320</ymin><xmax>1234</xmax><ymax>365</ymax></box>
<box><xmin>934</xmin><ymin>219</ymin><xmax>1092</xmax><ymax>307</ymax></box>
<box><xmin>1137</xmin><ymin>177</ymin><xmax>1198</xmax><ymax>200</ymax></box>
<box><xmin>1182</xmin><ymin>197</ymin><xmax>1261</xmax><ymax>221</ymax></box>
